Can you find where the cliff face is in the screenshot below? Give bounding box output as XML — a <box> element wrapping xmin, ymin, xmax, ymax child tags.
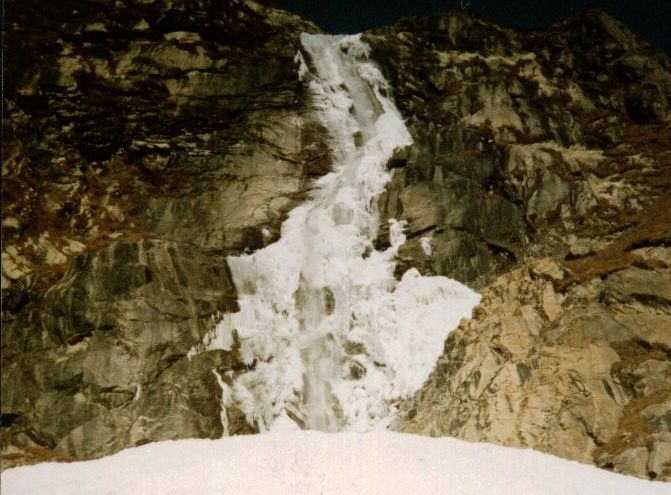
<box><xmin>2</xmin><ymin>0</ymin><xmax>324</xmax><ymax>466</ymax></box>
<box><xmin>364</xmin><ymin>11</ymin><xmax>671</xmax><ymax>480</ymax></box>
<box><xmin>3</xmin><ymin>0</ymin><xmax>671</xmax><ymax>481</ymax></box>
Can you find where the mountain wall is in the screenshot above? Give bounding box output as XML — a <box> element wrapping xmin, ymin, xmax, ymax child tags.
<box><xmin>3</xmin><ymin>0</ymin><xmax>670</xmax><ymax>480</ymax></box>
<box><xmin>2</xmin><ymin>0</ymin><xmax>323</xmax><ymax>466</ymax></box>
<box><xmin>364</xmin><ymin>11</ymin><xmax>671</xmax><ymax>480</ymax></box>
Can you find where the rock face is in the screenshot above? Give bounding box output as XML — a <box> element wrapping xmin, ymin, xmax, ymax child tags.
<box><xmin>367</xmin><ymin>10</ymin><xmax>670</xmax><ymax>288</ymax></box>
<box><xmin>366</xmin><ymin>11</ymin><xmax>671</xmax><ymax>480</ymax></box>
<box><xmin>2</xmin><ymin>0</ymin><xmax>324</xmax><ymax>466</ymax></box>
<box><xmin>3</xmin><ymin>0</ymin><xmax>671</xmax><ymax>482</ymax></box>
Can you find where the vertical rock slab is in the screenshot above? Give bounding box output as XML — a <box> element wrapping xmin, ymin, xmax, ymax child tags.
<box><xmin>2</xmin><ymin>0</ymin><xmax>327</xmax><ymax>466</ymax></box>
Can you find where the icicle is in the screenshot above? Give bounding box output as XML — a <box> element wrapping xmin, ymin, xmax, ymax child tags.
<box><xmin>212</xmin><ymin>370</ymin><xmax>231</xmax><ymax>437</ymax></box>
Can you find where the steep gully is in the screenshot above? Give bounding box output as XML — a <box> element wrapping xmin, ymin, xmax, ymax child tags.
<box><xmin>189</xmin><ymin>34</ymin><xmax>480</xmax><ymax>433</ymax></box>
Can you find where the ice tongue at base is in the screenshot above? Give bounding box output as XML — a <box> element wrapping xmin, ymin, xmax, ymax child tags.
<box><xmin>191</xmin><ymin>33</ymin><xmax>481</xmax><ymax>432</ymax></box>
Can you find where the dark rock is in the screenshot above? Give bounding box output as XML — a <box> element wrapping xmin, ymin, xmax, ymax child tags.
<box><xmin>2</xmin><ymin>0</ymin><xmax>325</xmax><ymax>467</ymax></box>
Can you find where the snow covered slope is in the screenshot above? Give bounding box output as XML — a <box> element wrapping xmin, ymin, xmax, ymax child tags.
<box><xmin>2</xmin><ymin>431</ymin><xmax>667</xmax><ymax>495</ymax></box>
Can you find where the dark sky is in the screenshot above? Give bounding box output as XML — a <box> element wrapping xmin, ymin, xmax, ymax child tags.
<box><xmin>272</xmin><ymin>0</ymin><xmax>671</xmax><ymax>55</ymax></box>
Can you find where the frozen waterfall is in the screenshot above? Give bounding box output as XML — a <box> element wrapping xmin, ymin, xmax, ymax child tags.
<box><xmin>190</xmin><ymin>33</ymin><xmax>481</xmax><ymax>433</ymax></box>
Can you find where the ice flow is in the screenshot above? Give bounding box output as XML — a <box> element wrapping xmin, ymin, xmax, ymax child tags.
<box><xmin>190</xmin><ymin>33</ymin><xmax>481</xmax><ymax>433</ymax></box>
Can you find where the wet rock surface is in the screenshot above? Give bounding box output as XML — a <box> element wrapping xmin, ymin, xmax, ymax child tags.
<box><xmin>367</xmin><ymin>10</ymin><xmax>671</xmax><ymax>480</ymax></box>
<box><xmin>2</xmin><ymin>0</ymin><xmax>323</xmax><ymax>466</ymax></box>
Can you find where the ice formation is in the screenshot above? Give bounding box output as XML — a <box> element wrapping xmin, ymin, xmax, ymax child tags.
<box><xmin>191</xmin><ymin>34</ymin><xmax>480</xmax><ymax>432</ymax></box>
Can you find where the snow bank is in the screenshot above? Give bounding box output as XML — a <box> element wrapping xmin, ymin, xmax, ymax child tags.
<box><xmin>2</xmin><ymin>431</ymin><xmax>666</xmax><ymax>495</ymax></box>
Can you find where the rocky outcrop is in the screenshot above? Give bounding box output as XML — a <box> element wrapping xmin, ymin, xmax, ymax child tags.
<box><xmin>369</xmin><ymin>11</ymin><xmax>671</xmax><ymax>480</ymax></box>
<box><xmin>403</xmin><ymin>252</ymin><xmax>671</xmax><ymax>480</ymax></box>
<box><xmin>368</xmin><ymin>10</ymin><xmax>670</xmax><ymax>288</ymax></box>
<box><xmin>2</xmin><ymin>0</ymin><xmax>324</xmax><ymax>467</ymax></box>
